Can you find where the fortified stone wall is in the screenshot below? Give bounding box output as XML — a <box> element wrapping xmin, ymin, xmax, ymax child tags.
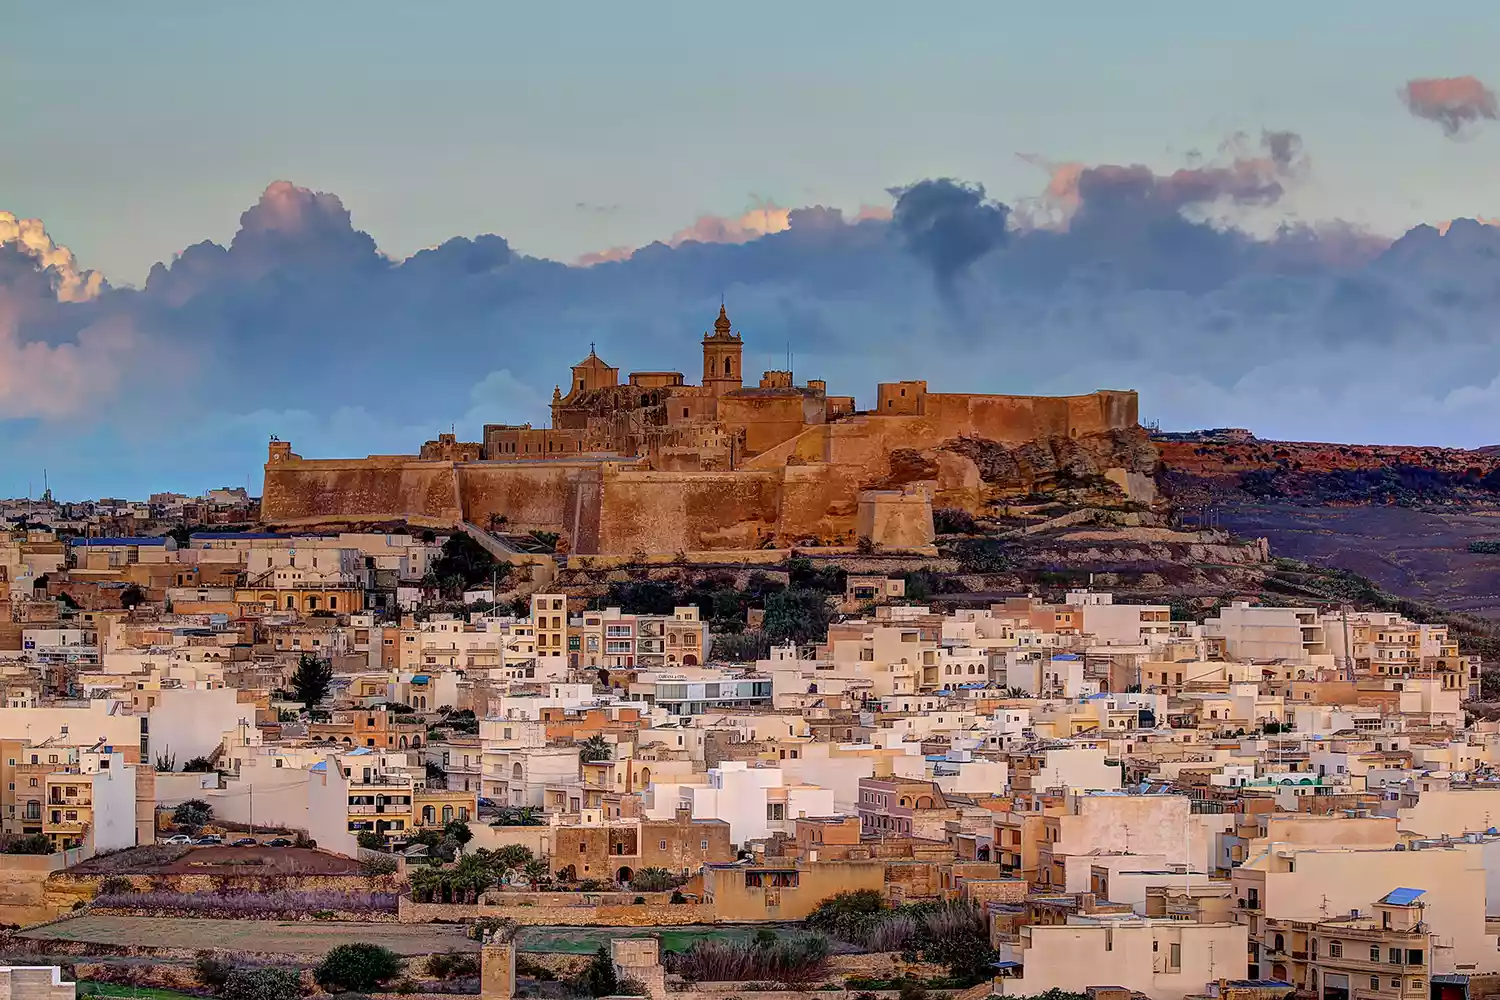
<box><xmin>263</xmin><ymin>459</ymin><xmax>460</xmax><ymax>523</ymax></box>
<box><xmin>261</xmin><ymin>389</ymin><xmax>1142</xmax><ymax>550</ymax></box>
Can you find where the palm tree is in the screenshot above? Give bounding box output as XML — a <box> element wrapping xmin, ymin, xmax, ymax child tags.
<box><xmin>410</xmin><ymin>867</ymin><xmax>445</xmax><ymax>904</ymax></box>
<box><xmin>522</xmin><ymin>859</ymin><xmax>549</xmax><ymax>885</ymax></box>
<box><xmin>579</xmin><ymin>735</ymin><xmax>611</xmax><ymax>763</ymax></box>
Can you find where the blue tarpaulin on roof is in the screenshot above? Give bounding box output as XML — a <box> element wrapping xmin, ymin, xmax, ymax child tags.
<box><xmin>1381</xmin><ymin>887</ymin><xmax>1427</xmax><ymax>905</ymax></box>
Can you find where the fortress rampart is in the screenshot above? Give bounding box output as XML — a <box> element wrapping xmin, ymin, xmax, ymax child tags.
<box><xmin>260</xmin><ymin>310</ymin><xmax>1146</xmax><ymax>553</ymax></box>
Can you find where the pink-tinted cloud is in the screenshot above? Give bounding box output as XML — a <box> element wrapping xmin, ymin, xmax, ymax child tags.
<box><xmin>574</xmin><ymin>245</ymin><xmax>635</xmax><ymax>267</ymax></box>
<box><xmin>574</xmin><ymin>198</ymin><xmax>892</xmax><ymax>265</ymax></box>
<box><xmin>1021</xmin><ymin>130</ymin><xmax>1307</xmax><ymax>227</ymax></box>
<box><xmin>0</xmin><ymin>293</ymin><xmax>137</xmax><ymax>419</ymax></box>
<box><xmin>1402</xmin><ymin>76</ymin><xmax>1498</xmax><ymax>137</ymax></box>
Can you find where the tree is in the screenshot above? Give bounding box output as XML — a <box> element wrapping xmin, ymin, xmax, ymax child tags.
<box><xmin>356</xmin><ymin>830</ymin><xmax>386</xmax><ymax>851</ymax></box>
<box><xmin>182</xmin><ymin>756</ymin><xmax>217</xmax><ymax>773</ymax></box>
<box><xmin>493</xmin><ymin>844</ymin><xmax>534</xmax><ymax>871</ymax></box>
<box><xmin>579</xmin><ymin>734</ymin><xmax>611</xmax><ymax>763</ymax></box>
<box><xmin>762</xmin><ymin>588</ymin><xmax>833</xmax><ymax>644</ymax></box>
<box><xmin>521</xmin><ymin>859</ymin><xmax>550</xmax><ymax>884</ymax></box>
<box><xmin>290</xmin><ymin>653</ymin><xmax>333</xmax><ymax>709</ymax></box>
<box><xmin>314</xmin><ymin>943</ymin><xmax>404</xmax><ymax>992</ymax></box>
<box><xmin>222</xmin><ymin>967</ymin><xmax>302</xmax><ymax>1000</ymax></box>
<box><xmin>173</xmin><ymin>799</ymin><xmax>213</xmax><ymax>830</ymax></box>
<box><xmin>427</xmin><ymin>533</ymin><xmax>508</xmax><ymax>599</ymax></box>
<box><xmin>444</xmin><ymin>820</ymin><xmax>473</xmax><ymax>851</ymax></box>
<box><xmin>119</xmin><ymin>584</ymin><xmax>147</xmax><ymax>609</ymax></box>
<box><xmin>575</xmin><ymin>946</ymin><xmax>619</xmax><ymax>998</ymax></box>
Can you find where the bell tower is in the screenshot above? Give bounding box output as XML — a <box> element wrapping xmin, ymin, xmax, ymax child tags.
<box><xmin>701</xmin><ymin>304</ymin><xmax>743</xmax><ymax>396</ymax></box>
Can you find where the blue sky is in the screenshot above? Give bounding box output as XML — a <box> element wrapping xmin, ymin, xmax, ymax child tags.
<box><xmin>6</xmin><ymin>1</ymin><xmax>1500</xmax><ymax>283</ymax></box>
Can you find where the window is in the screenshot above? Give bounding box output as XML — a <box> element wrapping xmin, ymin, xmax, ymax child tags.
<box><xmin>1371</xmin><ymin>947</ymin><xmax>1381</xmax><ymax>962</ymax></box>
<box><xmin>659</xmin><ymin>839</ymin><xmax>667</xmax><ymax>851</ymax></box>
<box><xmin>28</xmin><ymin>779</ymin><xmax>36</xmax><ymax>788</ymax></box>
<box><xmin>1330</xmin><ymin>942</ymin><xmax>1343</xmax><ymax>958</ymax></box>
<box><xmin>1390</xmin><ymin>949</ymin><xmax>1401</xmax><ymax>964</ymax></box>
<box><xmin>701</xmin><ymin>839</ymin><xmax>709</xmax><ymax>850</ymax></box>
<box><xmin>1406</xmin><ymin>950</ymin><xmax>1423</xmax><ymax>966</ymax></box>
<box><xmin>1391</xmin><ymin>982</ymin><xmax>1400</xmax><ymax>990</ymax></box>
<box><xmin>1371</xmin><ymin>979</ymin><xmax>1380</xmax><ymax>991</ymax></box>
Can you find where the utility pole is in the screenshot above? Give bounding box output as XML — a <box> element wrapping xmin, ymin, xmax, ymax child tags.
<box><xmin>249</xmin><ymin>784</ymin><xmax>254</xmax><ymax>837</ymax></box>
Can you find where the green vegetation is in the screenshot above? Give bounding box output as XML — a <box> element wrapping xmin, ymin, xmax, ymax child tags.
<box><xmin>806</xmin><ymin>892</ymin><xmax>997</xmax><ymax>986</ymax></box>
<box><xmin>2</xmin><ymin>833</ymin><xmax>53</xmax><ymax>855</ymax></box>
<box><xmin>80</xmin><ymin>984</ymin><xmax>205</xmax><ymax>1000</ymax></box>
<box><xmin>573</xmin><ymin>946</ymin><xmax>645</xmax><ymax>997</ymax></box>
<box><xmin>356</xmin><ymin>830</ymin><xmax>386</xmax><ymax>851</ymax></box>
<box><xmin>172</xmin><ymin>799</ymin><xmax>213</xmax><ymax>830</ymax></box>
<box><xmin>1470</xmin><ymin>540</ymin><xmax>1500</xmax><ymax>554</ymax></box>
<box><xmin>223</xmin><ymin>967</ymin><xmax>302</xmax><ymax>1000</ymax></box>
<box><xmin>578</xmin><ymin>734</ymin><xmax>611</xmax><ymax>763</ymax></box>
<box><xmin>290</xmin><ymin>652</ymin><xmax>333</xmax><ymax>710</ymax></box>
<box><xmin>426</xmin><ymin>951</ymin><xmax>481</xmax><ymax>980</ymax></box>
<box><xmin>409</xmin><ymin>846</ymin><xmax>537</xmax><ymax>902</ymax></box>
<box><xmin>426</xmin><ymin>533</ymin><xmax>508</xmax><ymax>598</ymax></box>
<box><xmin>314</xmin><ymin>943</ymin><xmax>405</xmax><ymax>992</ymax></box>
<box><xmin>628</xmin><ymin>866</ymin><xmax>683</xmax><ymax>892</ymax></box>
<box><xmin>668</xmin><ymin>935</ymin><xmax>830</xmax><ymax>989</ymax></box>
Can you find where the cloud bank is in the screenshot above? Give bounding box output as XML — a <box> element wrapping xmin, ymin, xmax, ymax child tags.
<box><xmin>9</xmin><ymin>134</ymin><xmax>1500</xmax><ymax>497</ymax></box>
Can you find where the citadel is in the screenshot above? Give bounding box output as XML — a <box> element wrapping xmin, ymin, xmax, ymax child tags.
<box><xmin>261</xmin><ymin>307</ymin><xmax>1151</xmax><ymax>553</ymax></box>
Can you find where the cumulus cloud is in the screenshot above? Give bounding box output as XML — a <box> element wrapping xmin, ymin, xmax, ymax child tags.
<box><xmin>23</xmin><ymin>157</ymin><xmax>1500</xmax><ymax>497</ymax></box>
<box><xmin>1402</xmin><ymin>76</ymin><xmax>1499</xmax><ymax>137</ymax></box>
<box><xmin>0</xmin><ymin>212</ymin><xmax>104</xmax><ymax>302</ymax></box>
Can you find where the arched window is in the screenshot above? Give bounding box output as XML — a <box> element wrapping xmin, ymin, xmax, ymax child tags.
<box><xmin>286</xmin><ymin>596</ymin><xmax>295</xmax><ymax>610</ymax></box>
<box><xmin>513</xmin><ymin>762</ymin><xmax>524</xmax><ymax>781</ymax></box>
<box><xmin>724</xmin><ymin>357</ymin><xmax>733</xmax><ymax>375</ymax></box>
<box><xmin>442</xmin><ymin>805</ymin><xmax>454</xmax><ymax>823</ymax></box>
<box><xmin>422</xmin><ymin>805</ymin><xmax>435</xmax><ymax>824</ymax></box>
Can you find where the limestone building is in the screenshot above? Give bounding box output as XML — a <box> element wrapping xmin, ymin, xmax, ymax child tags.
<box><xmin>262</xmin><ymin>306</ymin><xmax>1151</xmax><ymax>554</ymax></box>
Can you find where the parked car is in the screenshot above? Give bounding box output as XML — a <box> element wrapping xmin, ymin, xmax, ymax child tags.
<box><xmin>264</xmin><ymin>837</ymin><xmax>294</xmax><ymax>847</ymax></box>
<box><xmin>193</xmin><ymin>835</ymin><xmax>223</xmax><ymax>846</ymax></box>
<box><xmin>162</xmin><ymin>834</ymin><xmax>192</xmax><ymax>845</ymax></box>
<box><xmin>232</xmin><ymin>837</ymin><xmax>258</xmax><ymax>847</ymax></box>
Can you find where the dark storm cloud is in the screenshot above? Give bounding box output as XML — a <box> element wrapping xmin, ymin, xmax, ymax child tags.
<box><xmin>887</xmin><ymin>179</ymin><xmax>1010</xmax><ymax>289</ymax></box>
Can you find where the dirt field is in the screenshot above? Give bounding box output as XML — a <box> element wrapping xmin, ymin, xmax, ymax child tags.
<box><xmin>1220</xmin><ymin>503</ymin><xmax>1500</xmax><ymax>617</ymax></box>
<box><xmin>69</xmin><ymin>845</ymin><xmax>362</xmax><ymax>876</ymax></box>
<box><xmin>24</xmin><ymin>917</ymin><xmax>472</xmax><ymax>956</ymax></box>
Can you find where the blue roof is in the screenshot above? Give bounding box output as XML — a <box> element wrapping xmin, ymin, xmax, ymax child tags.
<box><xmin>1051</xmin><ymin>653</ymin><xmax>1080</xmax><ymax>660</ymax></box>
<box><xmin>346</xmin><ymin>747</ymin><xmax>373</xmax><ymax>756</ymax></box>
<box><xmin>70</xmin><ymin>536</ymin><xmax>167</xmax><ymax>546</ymax></box>
<box><xmin>1381</xmin><ymin>887</ymin><xmax>1426</xmax><ymax>906</ymax></box>
<box><xmin>309</xmin><ymin>761</ymin><xmax>327</xmax><ymax>772</ymax></box>
<box><xmin>412</xmin><ymin>674</ymin><xmax>430</xmax><ymax>683</ymax></box>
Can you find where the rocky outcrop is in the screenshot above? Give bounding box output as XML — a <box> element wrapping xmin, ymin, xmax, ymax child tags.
<box><xmin>938</xmin><ymin>426</ymin><xmax>1158</xmax><ymax>498</ymax></box>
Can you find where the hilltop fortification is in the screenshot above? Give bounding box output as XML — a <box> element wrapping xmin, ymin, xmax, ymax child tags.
<box><xmin>261</xmin><ymin>308</ymin><xmax>1154</xmax><ymax>553</ymax></box>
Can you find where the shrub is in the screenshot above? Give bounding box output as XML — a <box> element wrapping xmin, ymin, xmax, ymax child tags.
<box><xmin>360</xmin><ymin>855</ymin><xmax>398</xmax><ymax>877</ymax></box>
<box><xmin>222</xmin><ymin>967</ymin><xmax>302</xmax><ymax>1000</ymax></box>
<box><xmin>356</xmin><ymin>831</ymin><xmax>385</xmax><ymax>851</ymax></box>
<box><xmin>96</xmin><ymin>876</ymin><xmax>134</xmax><ymax>896</ymax></box>
<box><xmin>195</xmin><ymin>952</ymin><xmax>235</xmax><ymax>989</ymax></box>
<box><xmin>173</xmin><ymin>799</ymin><xmax>213</xmax><ymax>829</ymax></box>
<box><xmin>514</xmin><ymin>955</ymin><xmax>555</xmax><ymax>981</ymax></box>
<box><xmin>629</xmin><ymin>866</ymin><xmax>679</xmax><ymax>893</ymax></box>
<box><xmin>315</xmin><ymin>944</ymin><xmax>404</xmax><ymax>992</ymax></box>
<box><xmin>574</xmin><ymin>946</ymin><xmax>618</xmax><ymax>998</ymax></box>
<box><xmin>91</xmin><ymin>889</ymin><xmax>398</xmax><ymax>917</ymax></box>
<box><xmin>2</xmin><ymin>834</ymin><xmax>53</xmax><ymax>855</ymax></box>
<box><xmin>670</xmin><ymin>890</ymin><xmax>687</xmax><ymax>904</ymax></box>
<box><xmin>669</xmin><ymin>936</ymin><xmax>829</xmax><ymax>989</ymax></box>
<box><xmin>426</xmin><ymin>952</ymin><xmax>480</xmax><ymax>980</ymax></box>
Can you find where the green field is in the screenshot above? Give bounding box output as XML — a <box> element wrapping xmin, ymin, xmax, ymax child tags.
<box><xmin>79</xmin><ymin>983</ymin><xmax>207</xmax><ymax>1000</ymax></box>
<box><xmin>515</xmin><ymin>924</ymin><xmax>799</xmax><ymax>954</ymax></box>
